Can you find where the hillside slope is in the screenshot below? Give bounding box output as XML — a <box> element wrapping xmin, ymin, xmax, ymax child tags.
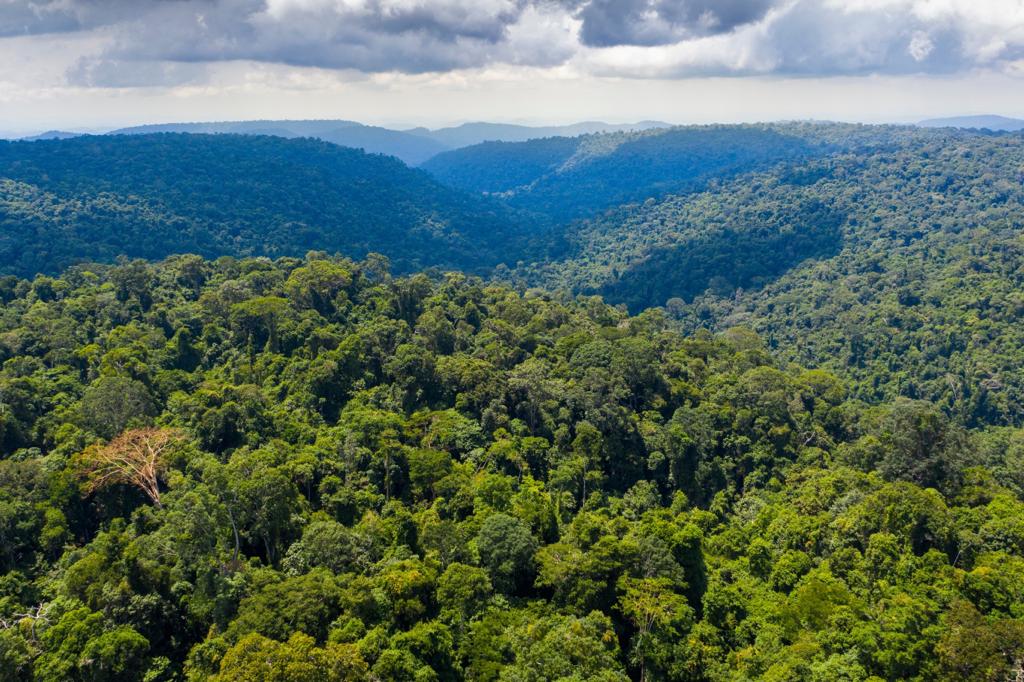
<box><xmin>514</xmin><ymin>127</ymin><xmax>1024</xmax><ymax>425</ymax></box>
<box><xmin>407</xmin><ymin>120</ymin><xmax>670</xmax><ymax>149</ymax></box>
<box><xmin>0</xmin><ymin>134</ymin><xmax>526</xmax><ymax>277</ymax></box>
<box><xmin>423</xmin><ymin>125</ymin><xmax>829</xmax><ymax>222</ymax></box>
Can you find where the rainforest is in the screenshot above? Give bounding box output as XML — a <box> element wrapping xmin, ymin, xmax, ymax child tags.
<box><xmin>1</xmin><ymin>121</ymin><xmax>1024</xmax><ymax>682</ymax></box>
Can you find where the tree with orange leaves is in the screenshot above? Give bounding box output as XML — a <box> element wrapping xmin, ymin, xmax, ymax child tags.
<box><xmin>79</xmin><ymin>427</ymin><xmax>183</xmax><ymax>508</ymax></box>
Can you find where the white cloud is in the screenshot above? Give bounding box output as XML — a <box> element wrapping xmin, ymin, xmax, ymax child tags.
<box><xmin>909</xmin><ymin>31</ymin><xmax>934</xmax><ymax>61</ymax></box>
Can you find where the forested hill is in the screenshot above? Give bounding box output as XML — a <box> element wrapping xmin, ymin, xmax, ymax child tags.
<box><xmin>510</xmin><ymin>127</ymin><xmax>1024</xmax><ymax>427</ymax></box>
<box><xmin>0</xmin><ymin>134</ymin><xmax>528</xmax><ymax>278</ymax></box>
<box><xmin>5</xmin><ymin>124</ymin><xmax>1024</xmax><ymax>434</ymax></box>
<box><xmin>2</xmin><ymin>254</ymin><xmax>1024</xmax><ymax>681</ymax></box>
<box><xmin>405</xmin><ymin>120</ymin><xmax>670</xmax><ymax>150</ymax></box>
<box><xmin>421</xmin><ymin>125</ymin><xmax>829</xmax><ymax>222</ymax></box>
<box><xmin>919</xmin><ymin>114</ymin><xmax>1024</xmax><ymax>131</ymax></box>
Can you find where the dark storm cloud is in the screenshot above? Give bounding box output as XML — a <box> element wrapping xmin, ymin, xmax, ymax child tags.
<box><xmin>38</xmin><ymin>0</ymin><xmax>568</xmax><ymax>83</ymax></box>
<box><xmin>2</xmin><ymin>0</ymin><xmax>531</xmax><ymax>51</ymax></box>
<box><xmin>571</xmin><ymin>0</ymin><xmax>777</xmax><ymax>48</ymax></box>
<box><xmin>0</xmin><ymin>1</ymin><xmax>80</xmax><ymax>36</ymax></box>
<box><xmin>0</xmin><ymin>0</ymin><xmax>199</xmax><ymax>37</ymax></box>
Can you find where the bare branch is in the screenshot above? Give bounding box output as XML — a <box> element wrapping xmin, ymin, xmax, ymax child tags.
<box><xmin>78</xmin><ymin>427</ymin><xmax>184</xmax><ymax>508</ymax></box>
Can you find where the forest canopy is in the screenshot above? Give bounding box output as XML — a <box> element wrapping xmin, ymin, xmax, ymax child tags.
<box><xmin>1</xmin><ymin>254</ymin><xmax>1023</xmax><ymax>681</ymax></box>
<box><xmin>3</xmin><ymin>122</ymin><xmax>1024</xmax><ymax>681</ymax></box>
<box><xmin>495</xmin><ymin>125</ymin><xmax>1024</xmax><ymax>429</ymax></box>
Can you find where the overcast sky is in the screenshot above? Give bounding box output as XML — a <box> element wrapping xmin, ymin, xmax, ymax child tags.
<box><xmin>2</xmin><ymin>0</ymin><xmax>1023</xmax><ymax>133</ymax></box>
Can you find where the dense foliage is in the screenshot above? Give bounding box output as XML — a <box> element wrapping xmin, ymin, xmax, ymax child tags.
<box><xmin>3</xmin><ymin>121</ymin><xmax>1024</xmax><ymax>680</ymax></box>
<box><xmin>2</xmin><ymin>255</ymin><xmax>1024</xmax><ymax>681</ymax></box>
<box><xmin>0</xmin><ymin>134</ymin><xmax>526</xmax><ymax>278</ymax></box>
<box><xmin>423</xmin><ymin>126</ymin><xmax>826</xmax><ymax>222</ymax></box>
<box><xmin>421</xmin><ymin>137</ymin><xmax>583</xmax><ymax>195</ymax></box>
<box><xmin>507</xmin><ymin>127</ymin><xmax>1024</xmax><ymax>427</ymax></box>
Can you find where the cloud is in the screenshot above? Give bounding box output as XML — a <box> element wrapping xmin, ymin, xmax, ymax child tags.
<box><xmin>0</xmin><ymin>0</ymin><xmax>156</xmax><ymax>37</ymax></box>
<box><xmin>577</xmin><ymin>0</ymin><xmax>1024</xmax><ymax>78</ymax></box>
<box><xmin>2</xmin><ymin>0</ymin><xmax>1023</xmax><ymax>86</ymax></box>
<box><xmin>68</xmin><ymin>57</ymin><xmax>209</xmax><ymax>88</ymax></box>
<box><xmin>908</xmin><ymin>31</ymin><xmax>935</xmax><ymax>62</ymax></box>
<box><xmin>52</xmin><ymin>0</ymin><xmax>578</xmax><ymax>83</ymax></box>
<box><xmin>570</xmin><ymin>0</ymin><xmax>776</xmax><ymax>48</ymax></box>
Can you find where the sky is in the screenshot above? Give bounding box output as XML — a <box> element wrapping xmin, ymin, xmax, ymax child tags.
<box><xmin>1</xmin><ymin>0</ymin><xmax>1024</xmax><ymax>134</ymax></box>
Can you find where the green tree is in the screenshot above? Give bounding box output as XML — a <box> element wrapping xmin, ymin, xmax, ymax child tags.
<box><xmin>475</xmin><ymin>514</ymin><xmax>538</xmax><ymax>596</ymax></box>
<box><xmin>34</xmin><ymin>607</ymin><xmax>149</xmax><ymax>682</ymax></box>
<box><xmin>936</xmin><ymin>600</ymin><xmax>1024</xmax><ymax>682</ymax></box>
<box><xmin>213</xmin><ymin>632</ymin><xmax>367</xmax><ymax>682</ymax></box>
<box><xmin>79</xmin><ymin>377</ymin><xmax>156</xmax><ymax>439</ymax></box>
<box><xmin>437</xmin><ymin>563</ymin><xmax>493</xmax><ymax>629</ymax></box>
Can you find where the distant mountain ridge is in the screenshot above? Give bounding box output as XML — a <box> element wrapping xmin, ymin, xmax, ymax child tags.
<box><xmin>18</xmin><ymin>130</ymin><xmax>84</xmax><ymax>141</ymax></box>
<box><xmin>106</xmin><ymin>119</ymin><xmax>449</xmax><ymax>166</ymax></box>
<box><xmin>918</xmin><ymin>115</ymin><xmax>1024</xmax><ymax>131</ymax></box>
<box><xmin>103</xmin><ymin>119</ymin><xmax>670</xmax><ymax>165</ymax></box>
<box><xmin>405</xmin><ymin>120</ymin><xmax>671</xmax><ymax>149</ymax></box>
